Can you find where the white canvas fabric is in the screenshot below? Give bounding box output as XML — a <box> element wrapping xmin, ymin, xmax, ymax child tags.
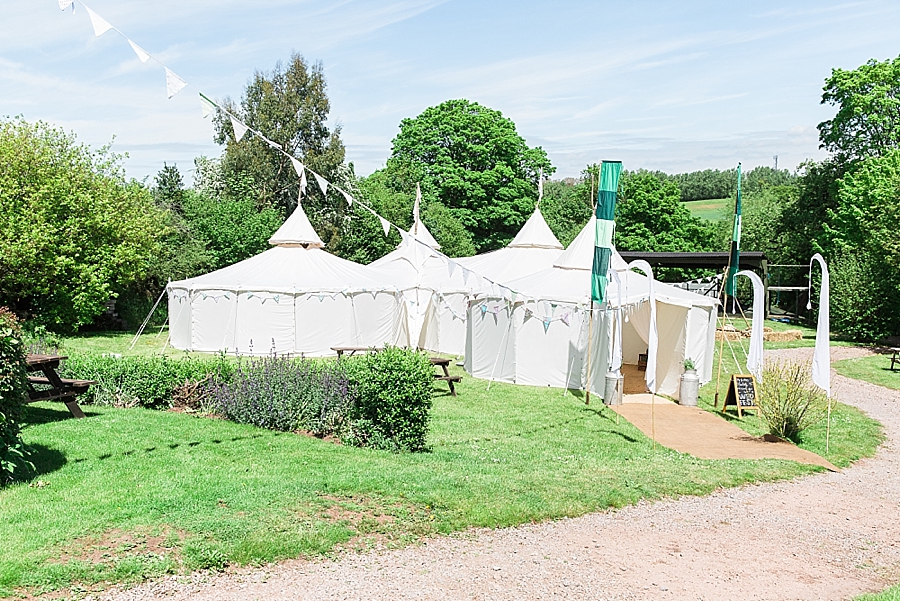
<box><xmin>200</xmin><ymin>94</ymin><xmax>216</xmax><ymax>118</ymax></box>
<box><xmin>737</xmin><ymin>270</ymin><xmax>765</xmax><ymax>380</ymax></box>
<box><xmin>808</xmin><ymin>253</ymin><xmax>831</xmax><ymax>396</ymax></box>
<box><xmin>167</xmin><ymin>204</ymin><xmax>408</xmax><ymax>356</ymax></box>
<box><xmin>464</xmin><ymin>217</ymin><xmax>718</xmax><ymax>399</ymax></box>
<box><xmin>456</xmin><ymin>208</ymin><xmax>563</xmax><ymax>284</ymax></box>
<box><xmin>628</xmin><ymin>260</ymin><xmax>658</xmax><ymax>393</ymax></box>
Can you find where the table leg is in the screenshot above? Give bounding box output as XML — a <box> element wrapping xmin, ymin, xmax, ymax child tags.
<box><xmin>64</xmin><ymin>399</ymin><xmax>87</xmax><ymax>419</ymax></box>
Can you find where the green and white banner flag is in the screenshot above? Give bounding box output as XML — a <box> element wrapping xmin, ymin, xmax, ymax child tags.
<box><xmin>725</xmin><ymin>163</ymin><xmax>742</xmax><ymax>296</ymax></box>
<box><xmin>591</xmin><ymin>161</ymin><xmax>622</xmax><ymax>304</ymax></box>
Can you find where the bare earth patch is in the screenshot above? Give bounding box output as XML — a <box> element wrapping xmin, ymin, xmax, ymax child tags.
<box><xmin>100</xmin><ymin>345</ymin><xmax>900</xmax><ymax>601</ymax></box>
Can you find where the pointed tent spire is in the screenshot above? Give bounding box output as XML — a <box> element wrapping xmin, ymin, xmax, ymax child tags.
<box><xmin>268</xmin><ymin>203</ymin><xmax>324</xmax><ymax>247</ymax></box>
<box><xmin>407</xmin><ymin>183</ymin><xmax>440</xmax><ymax>249</ymax></box>
<box><xmin>508</xmin><ymin>207</ymin><xmax>563</xmax><ymax>249</ymax></box>
<box><xmin>553</xmin><ymin>218</ymin><xmax>626</xmax><ymax>271</ymax></box>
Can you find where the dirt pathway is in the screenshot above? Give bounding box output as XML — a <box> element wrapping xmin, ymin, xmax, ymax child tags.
<box><xmin>104</xmin><ymin>346</ymin><xmax>900</xmax><ymax>601</ymax></box>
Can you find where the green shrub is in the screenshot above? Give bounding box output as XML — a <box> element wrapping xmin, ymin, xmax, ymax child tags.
<box><xmin>61</xmin><ymin>354</ymin><xmax>233</xmax><ymax>409</ymax></box>
<box><xmin>757</xmin><ymin>359</ymin><xmax>828</xmax><ymax>442</ymax></box>
<box><xmin>343</xmin><ymin>347</ymin><xmax>434</xmax><ymax>452</ymax></box>
<box><xmin>0</xmin><ymin>307</ymin><xmax>33</xmax><ymax>485</ymax></box>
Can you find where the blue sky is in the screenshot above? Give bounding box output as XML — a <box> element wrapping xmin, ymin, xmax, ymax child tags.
<box><xmin>3</xmin><ymin>0</ymin><xmax>899</xmax><ymax>183</ymax></box>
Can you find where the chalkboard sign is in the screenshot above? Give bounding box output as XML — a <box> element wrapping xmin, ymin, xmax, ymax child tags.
<box><xmin>722</xmin><ymin>374</ymin><xmax>758</xmax><ymax>417</ymax></box>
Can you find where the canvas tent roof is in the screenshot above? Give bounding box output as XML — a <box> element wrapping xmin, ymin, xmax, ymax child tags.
<box><xmin>456</xmin><ymin>208</ymin><xmax>564</xmax><ymax>285</ymax></box>
<box><xmin>267</xmin><ymin>202</ymin><xmax>324</xmax><ymax>247</ymax></box>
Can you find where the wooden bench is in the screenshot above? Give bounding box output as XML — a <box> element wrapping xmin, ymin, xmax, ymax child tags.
<box><xmin>891</xmin><ymin>347</ymin><xmax>900</xmax><ymax>371</ymax></box>
<box><xmin>430</xmin><ymin>357</ymin><xmax>462</xmax><ymax>396</ymax></box>
<box><xmin>331</xmin><ymin>346</ymin><xmax>383</xmax><ymax>360</ymax></box>
<box><xmin>25</xmin><ymin>354</ymin><xmax>94</xmax><ymax>418</ymax></box>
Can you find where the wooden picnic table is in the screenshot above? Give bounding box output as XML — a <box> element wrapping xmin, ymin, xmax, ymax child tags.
<box><xmin>331</xmin><ymin>346</ymin><xmax>383</xmax><ymax>360</ymax></box>
<box><xmin>25</xmin><ymin>354</ymin><xmax>94</xmax><ymax>418</ymax></box>
<box><xmin>890</xmin><ymin>347</ymin><xmax>900</xmax><ymax>371</ymax></box>
<box><xmin>430</xmin><ymin>357</ymin><xmax>462</xmax><ymax>396</ymax></box>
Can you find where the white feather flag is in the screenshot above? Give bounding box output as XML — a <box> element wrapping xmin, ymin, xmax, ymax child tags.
<box><xmin>165</xmin><ymin>68</ymin><xmax>187</xmax><ymax>99</ymax></box>
<box><xmin>737</xmin><ymin>270</ymin><xmax>765</xmax><ymax>381</ymax></box>
<box><xmin>85</xmin><ymin>6</ymin><xmax>113</xmax><ymax>36</ymax></box>
<box><xmin>128</xmin><ymin>39</ymin><xmax>151</xmax><ymax>63</ymax></box>
<box><xmin>808</xmin><ymin>254</ymin><xmax>831</xmax><ymax>397</ymax></box>
<box><xmin>230</xmin><ymin>116</ymin><xmax>248</xmax><ymax>142</ymax></box>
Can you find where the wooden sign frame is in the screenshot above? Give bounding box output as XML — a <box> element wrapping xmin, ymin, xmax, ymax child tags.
<box><xmin>722</xmin><ymin>374</ymin><xmax>759</xmax><ymax>417</ymax></box>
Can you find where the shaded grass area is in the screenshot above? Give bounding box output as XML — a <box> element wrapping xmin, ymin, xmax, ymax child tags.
<box><xmin>4</xmin><ymin>367</ymin><xmax>834</xmax><ymax>598</ymax></box>
<box><xmin>56</xmin><ymin>330</ymin><xmax>183</xmax><ymax>357</ymax></box>
<box><xmin>683</xmin><ymin>197</ymin><xmax>729</xmax><ymax>221</ymax></box>
<box><xmin>834</xmin><ymin>353</ymin><xmax>900</xmax><ymax>392</ymax></box>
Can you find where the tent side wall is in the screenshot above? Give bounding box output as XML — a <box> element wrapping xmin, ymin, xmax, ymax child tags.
<box><xmin>465</xmin><ymin>299</ymin><xmax>516</xmax><ymax>383</ymax></box>
<box><xmin>191</xmin><ymin>290</ymin><xmax>239</xmax><ymax>353</ymax></box>
<box><xmin>514</xmin><ymin>304</ymin><xmax>593</xmax><ymax>390</ymax></box>
<box><xmin>167</xmin><ymin>288</ymin><xmax>192</xmax><ymax>351</ymax></box>
<box><xmin>420</xmin><ymin>292</ymin><xmax>467</xmax><ymax>356</ymax></box>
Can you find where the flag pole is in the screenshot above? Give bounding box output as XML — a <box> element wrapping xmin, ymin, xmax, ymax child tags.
<box><xmin>586</xmin><ymin>302</ymin><xmax>593</xmax><ymax>406</ymax></box>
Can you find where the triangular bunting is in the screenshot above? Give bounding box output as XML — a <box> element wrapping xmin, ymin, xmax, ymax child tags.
<box><xmin>290</xmin><ymin>157</ymin><xmax>305</xmax><ymax>178</ymax></box>
<box><xmin>128</xmin><ymin>39</ymin><xmax>151</xmax><ymax>63</ymax></box>
<box><xmin>461</xmin><ymin>268</ymin><xmax>471</xmax><ymax>285</ymax></box>
<box><xmin>542</xmin><ymin>318</ymin><xmax>551</xmax><ymax>333</ymax></box>
<box><xmin>313</xmin><ymin>172</ymin><xmax>328</xmax><ymax>196</ymax></box>
<box><xmin>379</xmin><ymin>216</ymin><xmax>390</xmax><ymax>236</ymax></box>
<box><xmin>199</xmin><ymin>93</ymin><xmax>216</xmax><ymax>118</ymax></box>
<box><xmin>447</xmin><ymin>259</ymin><xmax>456</xmax><ymax>279</ymax></box>
<box><xmin>262</xmin><ymin>135</ymin><xmax>281</xmax><ymax>151</ymax></box>
<box><xmin>299</xmin><ymin>169</ymin><xmax>308</xmax><ymax>196</ymax></box>
<box><xmin>340</xmin><ymin>189</ymin><xmax>353</xmax><ymax>207</ymax></box>
<box><xmin>85</xmin><ymin>5</ymin><xmax>113</xmax><ymax>36</ymax></box>
<box><xmin>59</xmin><ymin>0</ymin><xmax>74</xmax><ymax>11</ymax></box>
<box><xmin>230</xmin><ymin>116</ymin><xmax>248</xmax><ymax>142</ymax></box>
<box><xmin>165</xmin><ymin>68</ymin><xmax>187</xmax><ymax>99</ymax></box>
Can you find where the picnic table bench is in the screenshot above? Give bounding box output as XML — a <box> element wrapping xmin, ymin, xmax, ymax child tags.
<box><xmin>430</xmin><ymin>357</ymin><xmax>462</xmax><ymax>396</ymax></box>
<box><xmin>891</xmin><ymin>347</ymin><xmax>900</xmax><ymax>371</ymax></box>
<box><xmin>25</xmin><ymin>354</ymin><xmax>94</xmax><ymax>418</ymax></box>
<box><xmin>331</xmin><ymin>346</ymin><xmax>383</xmax><ymax>360</ymax></box>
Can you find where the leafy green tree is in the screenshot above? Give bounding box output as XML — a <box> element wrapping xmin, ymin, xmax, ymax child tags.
<box><xmin>539</xmin><ymin>179</ymin><xmax>592</xmax><ymax>247</ymax></box>
<box><xmin>153</xmin><ymin>162</ymin><xmax>185</xmax><ymax>213</ymax></box>
<box><xmin>819</xmin><ymin>55</ymin><xmax>900</xmax><ymax>163</ymax></box>
<box><xmin>386</xmin><ymin>99</ymin><xmax>554</xmax><ymax>252</ymax></box>
<box><xmin>0</xmin><ymin>117</ymin><xmax>164</xmax><ymax>331</ymax></box>
<box><xmin>213</xmin><ymin>54</ymin><xmax>346</xmax><ymax>243</ymax></box>
<box><xmin>823</xmin><ymin>149</ymin><xmax>900</xmax><ymax>340</ymax></box>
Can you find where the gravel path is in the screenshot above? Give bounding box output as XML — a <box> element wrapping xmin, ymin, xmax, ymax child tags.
<box><xmin>103</xmin><ymin>345</ymin><xmax>900</xmax><ymax>601</ymax></box>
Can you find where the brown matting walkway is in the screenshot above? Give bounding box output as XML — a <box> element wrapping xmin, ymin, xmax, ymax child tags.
<box><xmin>611</xmin><ymin>394</ymin><xmax>839</xmax><ymax>471</ymax></box>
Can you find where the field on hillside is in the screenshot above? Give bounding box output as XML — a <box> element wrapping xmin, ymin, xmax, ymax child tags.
<box><xmin>684</xmin><ymin>198</ymin><xmax>729</xmax><ymax>221</ymax></box>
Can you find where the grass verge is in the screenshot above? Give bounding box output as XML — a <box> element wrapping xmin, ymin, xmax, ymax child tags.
<box><xmin>857</xmin><ymin>585</ymin><xmax>900</xmax><ymax>600</ymax></box>
<box><xmin>834</xmin><ymin>354</ymin><xmax>900</xmax><ymax>392</ymax></box>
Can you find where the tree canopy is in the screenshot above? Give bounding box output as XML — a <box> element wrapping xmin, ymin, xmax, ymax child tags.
<box><xmin>0</xmin><ymin>117</ymin><xmax>164</xmax><ymax>330</ymax></box>
<box><xmin>819</xmin><ymin>55</ymin><xmax>900</xmax><ymax>163</ymax></box>
<box><xmin>213</xmin><ymin>54</ymin><xmax>346</xmax><ymax>244</ymax></box>
<box><xmin>386</xmin><ymin>99</ymin><xmax>553</xmax><ymax>252</ymax></box>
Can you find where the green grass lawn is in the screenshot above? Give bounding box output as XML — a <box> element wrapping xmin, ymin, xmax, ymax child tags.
<box><xmin>2</xmin><ymin>329</ymin><xmax>884</xmax><ymax>598</ymax></box>
<box><xmin>834</xmin><ymin>353</ymin><xmax>900</xmax><ymax>391</ymax></box>
<box><xmin>857</xmin><ymin>585</ymin><xmax>900</xmax><ymax>601</ymax></box>
<box><xmin>683</xmin><ymin>197</ymin><xmax>729</xmax><ymax>221</ymax></box>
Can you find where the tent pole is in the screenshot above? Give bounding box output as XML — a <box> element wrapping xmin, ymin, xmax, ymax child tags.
<box><xmin>826</xmin><ymin>395</ymin><xmax>832</xmax><ymax>454</ymax></box>
<box><xmin>585</xmin><ymin>302</ymin><xmax>594</xmax><ymax>405</ymax></box>
<box><xmin>651</xmin><ymin>392</ymin><xmax>656</xmax><ymax>449</ymax></box>
<box><xmin>713</xmin><ymin>267</ymin><xmax>730</xmax><ymax>407</ymax></box>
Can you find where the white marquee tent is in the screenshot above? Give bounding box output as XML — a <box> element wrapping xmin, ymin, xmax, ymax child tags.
<box><xmin>368</xmin><ymin>216</ymin><xmax>474</xmax><ymax>356</ymax></box>
<box><xmin>455</xmin><ymin>207</ymin><xmax>565</xmax><ymax>283</ymax></box>
<box><xmin>166</xmin><ymin>204</ymin><xmax>409</xmax><ymax>356</ymax></box>
<box><xmin>464</xmin><ymin>218</ymin><xmax>718</xmax><ymax>399</ymax></box>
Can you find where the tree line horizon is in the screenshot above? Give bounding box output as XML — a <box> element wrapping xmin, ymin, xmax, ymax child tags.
<box><xmin>1</xmin><ymin>54</ymin><xmax>898</xmax><ymax>342</ymax></box>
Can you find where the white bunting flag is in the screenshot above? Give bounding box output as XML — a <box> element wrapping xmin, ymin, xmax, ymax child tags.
<box><xmin>165</xmin><ymin>68</ymin><xmax>187</xmax><ymax>99</ymax></box>
<box><xmin>262</xmin><ymin>136</ymin><xmax>281</xmax><ymax>151</ymax></box>
<box><xmin>199</xmin><ymin>93</ymin><xmax>216</xmax><ymax>118</ymax></box>
<box><xmin>461</xmin><ymin>268</ymin><xmax>471</xmax><ymax>285</ymax></box>
<box><xmin>299</xmin><ymin>169</ymin><xmax>308</xmax><ymax>196</ymax></box>
<box><xmin>447</xmin><ymin>259</ymin><xmax>457</xmax><ymax>279</ymax></box>
<box><xmin>313</xmin><ymin>172</ymin><xmax>328</xmax><ymax>196</ymax></box>
<box><xmin>128</xmin><ymin>39</ymin><xmax>150</xmax><ymax>63</ymax></box>
<box><xmin>85</xmin><ymin>6</ymin><xmax>113</xmax><ymax>36</ymax></box>
<box><xmin>290</xmin><ymin>157</ymin><xmax>305</xmax><ymax>179</ymax></box>
<box><xmin>230</xmin><ymin>116</ymin><xmax>248</xmax><ymax>142</ymax></box>
<box><xmin>59</xmin><ymin>0</ymin><xmax>74</xmax><ymax>11</ymax></box>
<box><xmin>340</xmin><ymin>189</ymin><xmax>353</xmax><ymax>207</ymax></box>
<box><xmin>379</xmin><ymin>216</ymin><xmax>390</xmax><ymax>236</ymax></box>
